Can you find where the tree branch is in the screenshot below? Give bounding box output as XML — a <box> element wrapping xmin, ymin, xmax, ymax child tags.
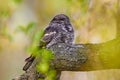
<box><xmin>13</xmin><ymin>37</ymin><xmax>120</xmax><ymax>80</ymax></box>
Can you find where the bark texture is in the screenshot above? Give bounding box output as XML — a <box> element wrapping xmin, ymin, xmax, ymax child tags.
<box><xmin>13</xmin><ymin>37</ymin><xmax>120</xmax><ymax>80</ymax></box>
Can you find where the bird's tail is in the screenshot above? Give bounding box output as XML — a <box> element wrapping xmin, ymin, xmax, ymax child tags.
<box><xmin>23</xmin><ymin>56</ymin><xmax>35</xmax><ymax>71</ymax></box>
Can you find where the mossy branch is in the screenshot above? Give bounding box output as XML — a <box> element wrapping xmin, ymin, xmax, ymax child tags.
<box><xmin>13</xmin><ymin>37</ymin><xmax>120</xmax><ymax>80</ymax></box>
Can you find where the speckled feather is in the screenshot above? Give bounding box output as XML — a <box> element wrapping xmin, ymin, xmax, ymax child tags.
<box><xmin>23</xmin><ymin>14</ymin><xmax>74</xmax><ymax>71</ymax></box>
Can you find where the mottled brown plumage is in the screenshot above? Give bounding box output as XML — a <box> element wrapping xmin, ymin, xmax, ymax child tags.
<box><xmin>23</xmin><ymin>14</ymin><xmax>74</xmax><ymax>71</ymax></box>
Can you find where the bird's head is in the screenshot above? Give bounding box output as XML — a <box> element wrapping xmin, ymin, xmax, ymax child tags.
<box><xmin>51</xmin><ymin>14</ymin><xmax>70</xmax><ymax>24</ymax></box>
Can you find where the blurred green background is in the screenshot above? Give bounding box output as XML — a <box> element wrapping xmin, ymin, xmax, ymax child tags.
<box><xmin>0</xmin><ymin>0</ymin><xmax>119</xmax><ymax>80</ymax></box>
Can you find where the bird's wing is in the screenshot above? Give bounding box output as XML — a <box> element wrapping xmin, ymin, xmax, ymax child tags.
<box><xmin>23</xmin><ymin>26</ymin><xmax>57</xmax><ymax>71</ymax></box>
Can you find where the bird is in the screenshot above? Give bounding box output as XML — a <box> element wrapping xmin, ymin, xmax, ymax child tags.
<box><xmin>23</xmin><ymin>14</ymin><xmax>74</xmax><ymax>71</ymax></box>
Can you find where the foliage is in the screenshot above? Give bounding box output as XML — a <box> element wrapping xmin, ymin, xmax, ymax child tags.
<box><xmin>0</xmin><ymin>27</ymin><xmax>13</xmax><ymax>41</ymax></box>
<box><xmin>27</xmin><ymin>29</ymin><xmax>56</xmax><ymax>80</ymax></box>
<box><xmin>13</xmin><ymin>0</ymin><xmax>23</xmax><ymax>4</ymax></box>
<box><xmin>0</xmin><ymin>0</ymin><xmax>23</xmax><ymax>41</ymax></box>
<box><xmin>16</xmin><ymin>22</ymin><xmax>36</xmax><ymax>34</ymax></box>
<box><xmin>37</xmin><ymin>49</ymin><xmax>56</xmax><ymax>80</ymax></box>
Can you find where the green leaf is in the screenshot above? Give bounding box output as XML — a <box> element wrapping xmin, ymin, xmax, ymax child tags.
<box><xmin>26</xmin><ymin>22</ymin><xmax>36</xmax><ymax>33</ymax></box>
<box><xmin>46</xmin><ymin>70</ymin><xmax>56</xmax><ymax>80</ymax></box>
<box><xmin>0</xmin><ymin>27</ymin><xmax>13</xmax><ymax>41</ymax></box>
<box><xmin>79</xmin><ymin>0</ymin><xmax>89</xmax><ymax>13</ymax></box>
<box><xmin>0</xmin><ymin>10</ymin><xmax>10</xmax><ymax>18</ymax></box>
<box><xmin>32</xmin><ymin>29</ymin><xmax>44</xmax><ymax>44</ymax></box>
<box><xmin>17</xmin><ymin>25</ymin><xmax>26</xmax><ymax>32</ymax></box>
<box><xmin>37</xmin><ymin>62</ymin><xmax>49</xmax><ymax>73</ymax></box>
<box><xmin>16</xmin><ymin>22</ymin><xmax>36</xmax><ymax>34</ymax></box>
<box><xmin>13</xmin><ymin>0</ymin><xmax>23</xmax><ymax>4</ymax></box>
<box><xmin>27</xmin><ymin>29</ymin><xmax>44</xmax><ymax>56</ymax></box>
<box><xmin>41</xmin><ymin>49</ymin><xmax>54</xmax><ymax>60</ymax></box>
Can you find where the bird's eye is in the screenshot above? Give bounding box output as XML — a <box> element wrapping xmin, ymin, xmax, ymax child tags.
<box><xmin>53</xmin><ymin>18</ymin><xmax>57</xmax><ymax>20</ymax></box>
<box><xmin>59</xmin><ymin>18</ymin><xmax>64</xmax><ymax>20</ymax></box>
